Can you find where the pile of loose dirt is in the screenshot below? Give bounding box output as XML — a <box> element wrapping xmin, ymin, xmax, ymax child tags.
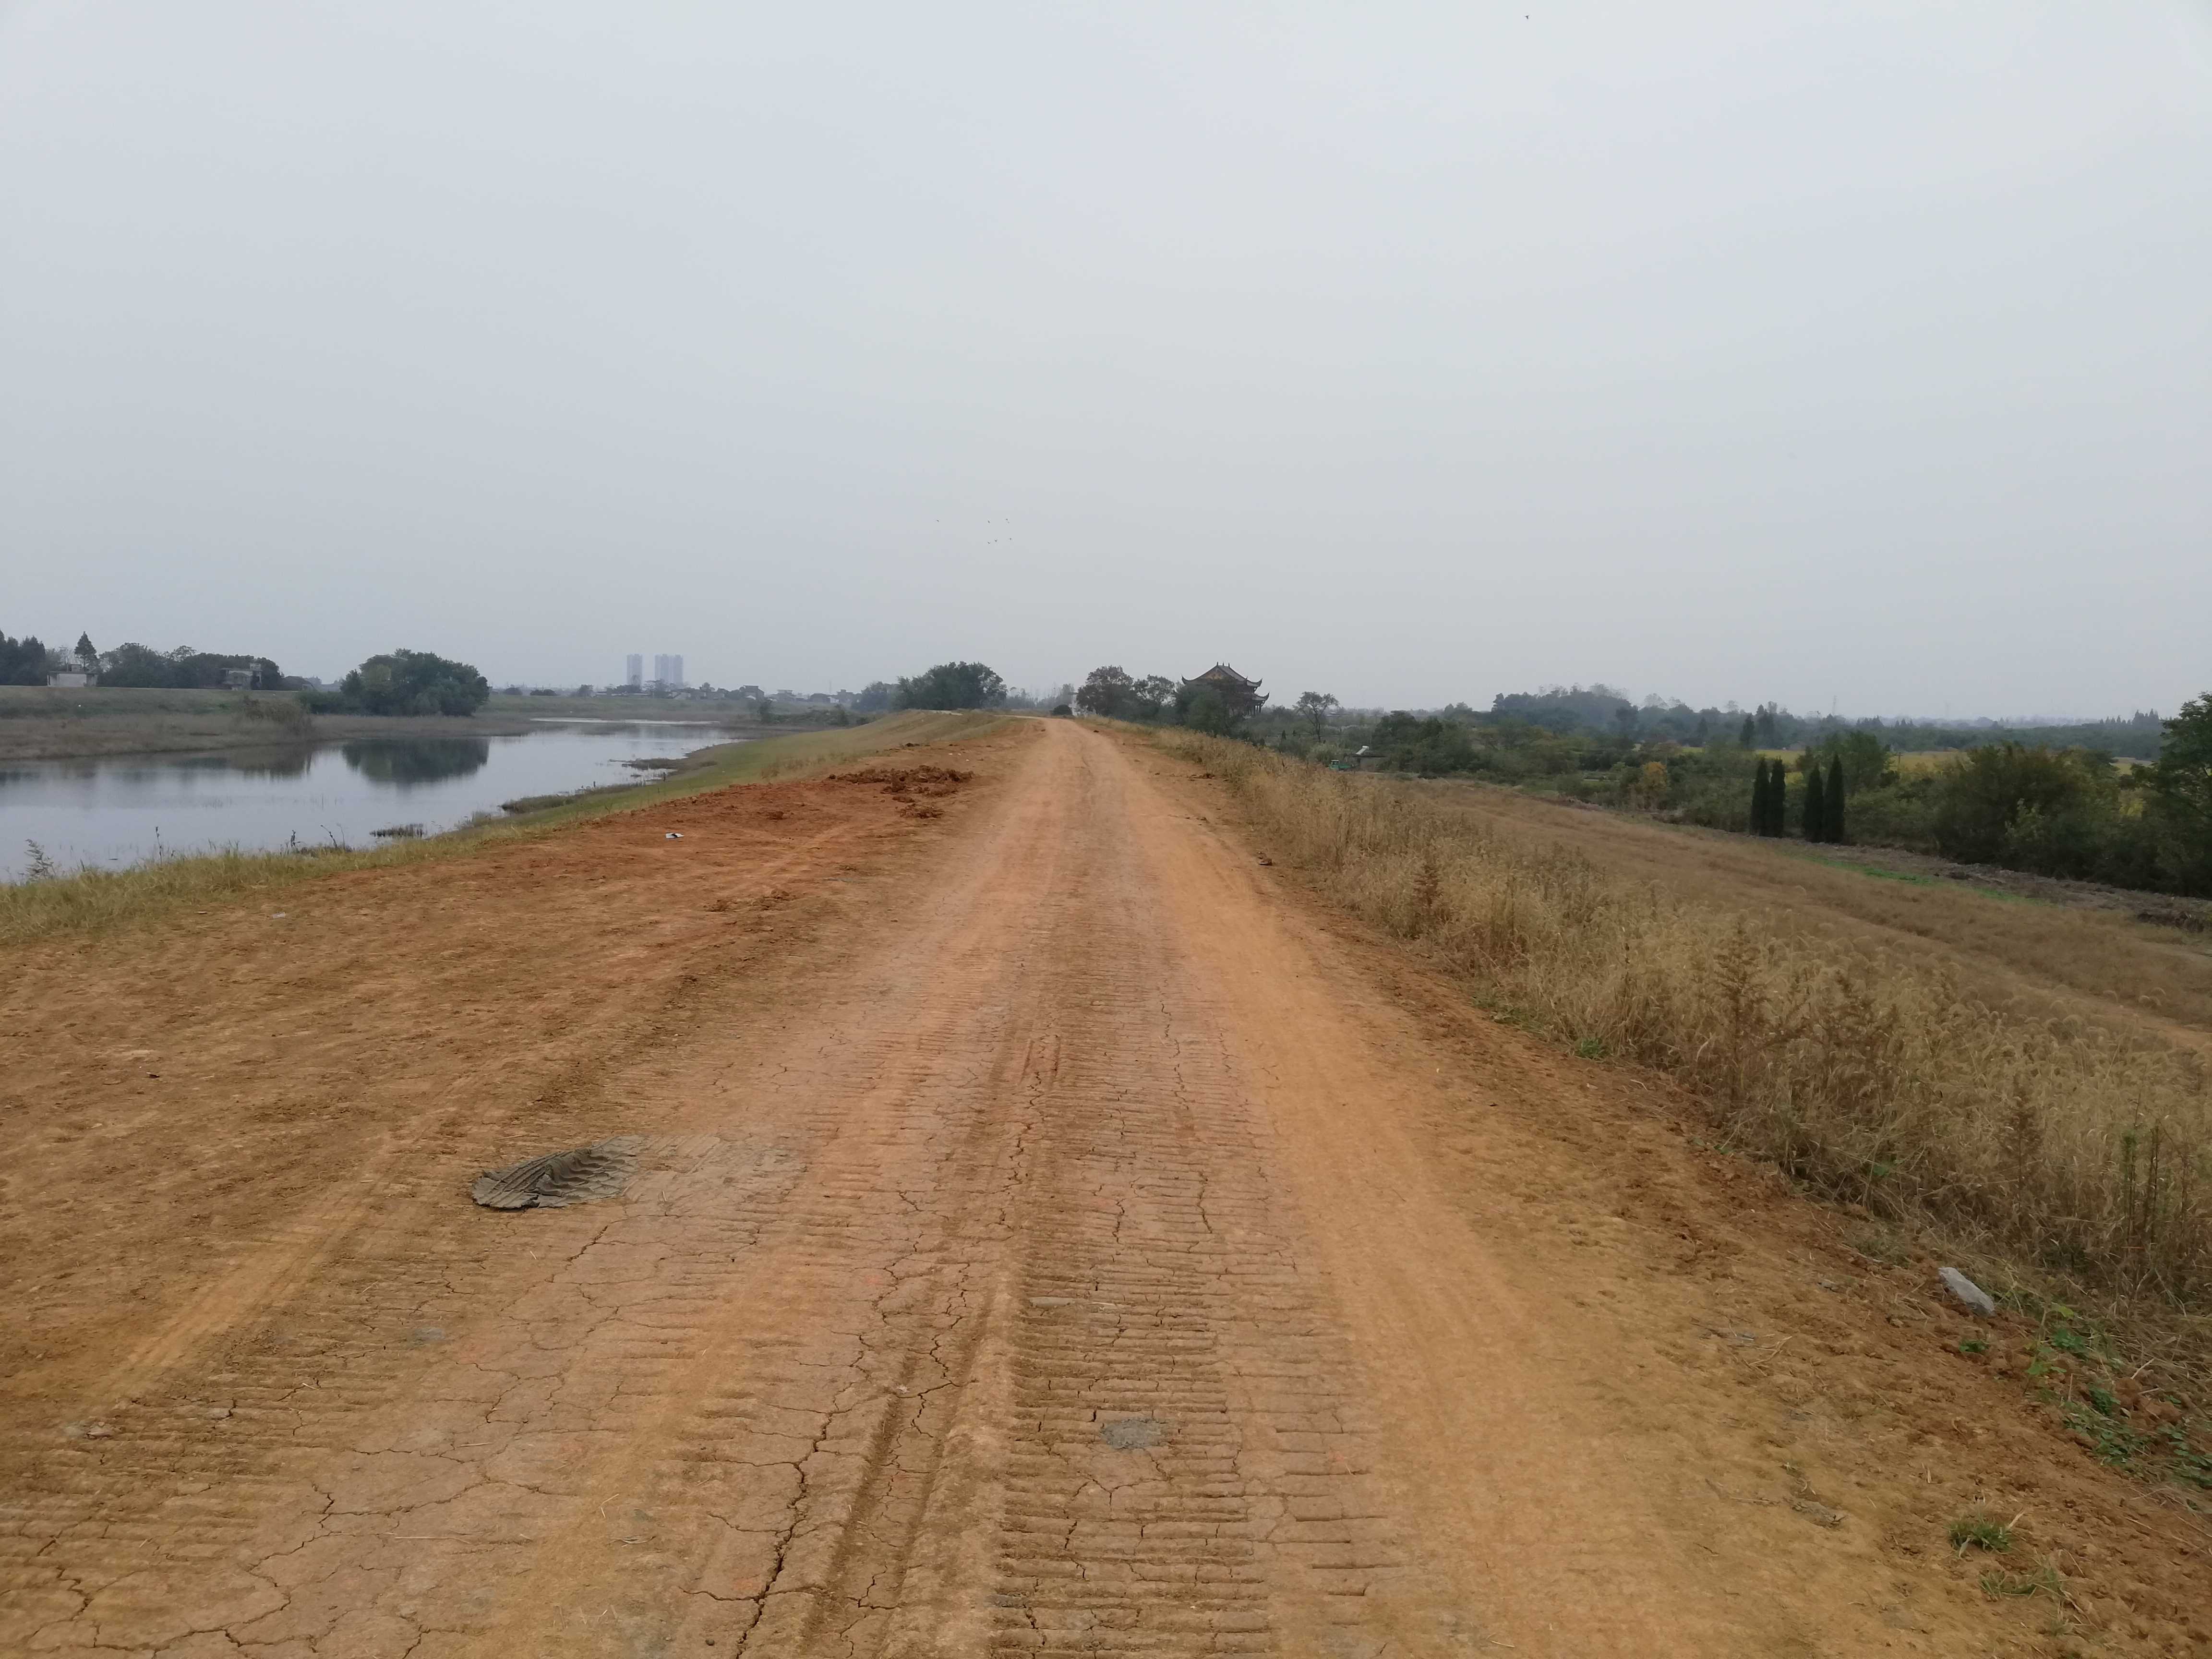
<box><xmin>826</xmin><ymin>765</ymin><xmax>973</xmax><ymax>817</ymax></box>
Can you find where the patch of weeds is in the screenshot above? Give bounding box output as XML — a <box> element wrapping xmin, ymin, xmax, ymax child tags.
<box><xmin>1948</xmin><ymin>1510</ymin><xmax>2013</xmax><ymax>1554</ymax></box>
<box><xmin>1573</xmin><ymin>1035</ymin><xmax>1608</xmax><ymax>1060</ymax></box>
<box><xmin>2045</xmin><ymin>1322</ymin><xmax>2090</xmax><ymax>1357</ymax></box>
<box><xmin>1852</xmin><ymin>866</ymin><xmax>1936</xmax><ymax>886</ymax></box>
<box><xmin>1978</xmin><ymin>1563</ymin><xmax>2065</xmax><ymax>1601</ymax></box>
<box><xmin>2159</xmin><ymin>1424</ymin><xmax>2212</xmax><ymax>1489</ymax></box>
<box><xmin>2060</xmin><ymin>1402</ymin><xmax>2148</xmax><ymax>1471</ymax></box>
<box><xmin>1957</xmin><ymin>1337</ymin><xmax>1988</xmax><ymax>1356</ymax></box>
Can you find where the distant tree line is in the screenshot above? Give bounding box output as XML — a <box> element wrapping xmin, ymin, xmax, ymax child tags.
<box><xmin>0</xmin><ymin>628</ymin><xmax>289</xmax><ymax>688</ymax></box>
<box><xmin>1071</xmin><ymin>665</ymin><xmax>1264</xmax><ymax>735</ymax></box>
<box><xmin>96</xmin><ymin>640</ymin><xmax>287</xmax><ymax>689</ymax></box>
<box><xmin>1485</xmin><ymin>684</ymin><xmax>2165</xmax><ymax>760</ymax></box>
<box><xmin>1259</xmin><ymin>687</ymin><xmax>2212</xmax><ymax>900</ymax></box>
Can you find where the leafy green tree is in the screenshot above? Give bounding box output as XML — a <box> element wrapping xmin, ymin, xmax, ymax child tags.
<box><xmin>1369</xmin><ymin>711</ymin><xmax>1479</xmax><ymax>775</ymax></box>
<box><xmin>73</xmin><ymin>633</ymin><xmax>96</xmax><ymax>671</ymax></box>
<box><xmin>1803</xmin><ymin>761</ymin><xmax>1826</xmax><ymax>842</ymax></box>
<box><xmin>1931</xmin><ymin>743</ymin><xmax>2104</xmax><ymax>864</ymax></box>
<box><xmin>894</xmin><ymin>661</ymin><xmax>1006</xmax><ymax>710</ymax></box>
<box><xmin>1179</xmin><ymin>684</ymin><xmax>1237</xmax><ymax>737</ymax></box>
<box><xmin>0</xmin><ymin>630</ymin><xmax>52</xmax><ymax>684</ymax></box>
<box><xmin>1132</xmin><ymin>675</ymin><xmax>1177</xmax><ymax>721</ymax></box>
<box><xmin>338</xmin><ymin>649</ymin><xmax>490</xmax><ymax>716</ymax></box>
<box><xmin>2149</xmin><ymin>694</ymin><xmax>2212</xmax><ymax>889</ymax></box>
<box><xmin>1295</xmin><ymin>691</ymin><xmax>1339</xmax><ymax>736</ymax></box>
<box><xmin>1764</xmin><ymin>758</ymin><xmax>1789</xmax><ymax>836</ymax></box>
<box><xmin>1739</xmin><ymin>714</ymin><xmax>1756</xmax><ymax>749</ymax></box>
<box><xmin>854</xmin><ymin>681</ymin><xmax>895</xmax><ymax>712</ymax></box>
<box><xmin>95</xmin><ymin>642</ymin><xmax>176</xmax><ymax>686</ymax></box>
<box><xmin>1803</xmin><ymin>729</ymin><xmax>1894</xmax><ymax>793</ymax></box>
<box><xmin>1824</xmin><ymin>757</ymin><xmax>1846</xmax><ymax>842</ymax></box>
<box><xmin>1075</xmin><ymin>665</ymin><xmax>1134</xmax><ymax>718</ymax></box>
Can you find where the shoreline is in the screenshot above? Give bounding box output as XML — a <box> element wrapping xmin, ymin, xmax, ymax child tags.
<box><xmin>0</xmin><ymin>710</ymin><xmax>1001</xmax><ymax>942</ymax></box>
<box><xmin>0</xmin><ymin>686</ymin><xmax>808</xmax><ymax>765</ymax></box>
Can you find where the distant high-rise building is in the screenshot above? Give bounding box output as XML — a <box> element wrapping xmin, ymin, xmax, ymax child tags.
<box><xmin>653</xmin><ymin>653</ymin><xmax>685</xmax><ymax>690</ymax></box>
<box><xmin>625</xmin><ymin>653</ymin><xmax>643</xmax><ymax>689</ymax></box>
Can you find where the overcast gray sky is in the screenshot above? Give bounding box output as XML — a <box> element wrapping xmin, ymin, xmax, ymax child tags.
<box><xmin>3</xmin><ymin>2</ymin><xmax>2206</xmax><ymax>715</ymax></box>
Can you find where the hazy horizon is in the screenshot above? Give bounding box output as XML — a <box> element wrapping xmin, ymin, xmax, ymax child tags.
<box><xmin>5</xmin><ymin>4</ymin><xmax>2207</xmax><ymax>715</ymax></box>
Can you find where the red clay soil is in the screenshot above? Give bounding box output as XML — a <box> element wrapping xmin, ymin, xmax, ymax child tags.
<box><xmin>0</xmin><ymin>719</ymin><xmax>2204</xmax><ymax>1657</ymax></box>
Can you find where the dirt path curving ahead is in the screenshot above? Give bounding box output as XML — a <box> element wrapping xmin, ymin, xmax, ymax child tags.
<box><xmin>3</xmin><ymin>719</ymin><xmax>2205</xmax><ymax>1657</ymax></box>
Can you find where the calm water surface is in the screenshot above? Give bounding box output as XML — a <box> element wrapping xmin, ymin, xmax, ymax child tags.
<box><xmin>0</xmin><ymin>720</ymin><xmax>739</xmax><ymax>882</ymax></box>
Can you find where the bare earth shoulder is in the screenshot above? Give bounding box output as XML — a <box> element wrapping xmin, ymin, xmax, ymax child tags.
<box><xmin>0</xmin><ymin>720</ymin><xmax>2203</xmax><ymax>1656</ymax></box>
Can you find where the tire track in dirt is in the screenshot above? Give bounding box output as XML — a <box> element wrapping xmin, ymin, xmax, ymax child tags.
<box><xmin>0</xmin><ymin>776</ymin><xmax>1009</xmax><ymax>1655</ymax></box>
<box><xmin>990</xmin><ymin>746</ymin><xmax>1407</xmax><ymax>1657</ymax></box>
<box><xmin>3</xmin><ymin>723</ymin><xmax>1426</xmax><ymax>1658</ymax></box>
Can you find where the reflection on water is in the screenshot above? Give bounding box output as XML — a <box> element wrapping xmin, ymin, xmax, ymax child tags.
<box><xmin>230</xmin><ymin>745</ymin><xmax>320</xmax><ymax>780</ymax></box>
<box><xmin>0</xmin><ymin>721</ymin><xmax>738</xmax><ymax>881</ymax></box>
<box><xmin>341</xmin><ymin>738</ymin><xmax>492</xmax><ymax>785</ymax></box>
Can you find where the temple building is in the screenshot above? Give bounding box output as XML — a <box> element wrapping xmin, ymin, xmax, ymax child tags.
<box><xmin>1181</xmin><ymin>663</ymin><xmax>1266</xmax><ymax>719</ymax></box>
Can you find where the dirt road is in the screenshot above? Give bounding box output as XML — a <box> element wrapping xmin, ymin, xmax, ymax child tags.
<box><xmin>3</xmin><ymin>720</ymin><xmax>2205</xmax><ymax>1656</ymax></box>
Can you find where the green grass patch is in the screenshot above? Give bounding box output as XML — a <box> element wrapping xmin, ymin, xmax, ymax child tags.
<box><xmin>1948</xmin><ymin>1511</ymin><xmax>2014</xmax><ymax>1553</ymax></box>
<box><xmin>1847</xmin><ymin>866</ymin><xmax>1937</xmax><ymax>886</ymax></box>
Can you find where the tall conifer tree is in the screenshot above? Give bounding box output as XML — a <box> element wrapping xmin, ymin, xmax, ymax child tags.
<box><xmin>1750</xmin><ymin>760</ymin><xmax>1768</xmax><ymax>834</ymax></box>
<box><xmin>1803</xmin><ymin>763</ymin><xmax>1826</xmax><ymax>841</ymax></box>
<box><xmin>1825</xmin><ymin>756</ymin><xmax>1846</xmax><ymax>842</ymax></box>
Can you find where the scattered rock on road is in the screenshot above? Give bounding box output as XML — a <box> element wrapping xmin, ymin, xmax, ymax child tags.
<box><xmin>1100</xmin><ymin>1415</ymin><xmax>1168</xmax><ymax>1450</ymax></box>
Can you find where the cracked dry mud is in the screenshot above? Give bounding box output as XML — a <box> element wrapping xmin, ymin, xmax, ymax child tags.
<box><xmin>4</xmin><ymin>720</ymin><xmax>2207</xmax><ymax>1657</ymax></box>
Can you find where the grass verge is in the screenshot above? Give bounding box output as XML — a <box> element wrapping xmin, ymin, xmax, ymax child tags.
<box><xmin>1160</xmin><ymin>733</ymin><xmax>2212</xmax><ymax>1325</ymax></box>
<box><xmin>0</xmin><ymin>710</ymin><xmax>1001</xmax><ymax>947</ymax></box>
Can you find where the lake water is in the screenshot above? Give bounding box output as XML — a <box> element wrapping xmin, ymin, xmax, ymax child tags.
<box><xmin>0</xmin><ymin>720</ymin><xmax>740</xmax><ymax>882</ymax></box>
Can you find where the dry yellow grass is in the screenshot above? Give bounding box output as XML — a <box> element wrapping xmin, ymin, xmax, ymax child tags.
<box><xmin>1167</xmin><ymin>732</ymin><xmax>2212</xmax><ymax>1313</ymax></box>
<box><xmin>1892</xmin><ymin>747</ymin><xmax>1964</xmax><ymax>778</ymax></box>
<box><xmin>1430</xmin><ymin>782</ymin><xmax>2212</xmax><ymax>1046</ymax></box>
<box><xmin>0</xmin><ymin>711</ymin><xmax>1000</xmax><ymax>947</ymax></box>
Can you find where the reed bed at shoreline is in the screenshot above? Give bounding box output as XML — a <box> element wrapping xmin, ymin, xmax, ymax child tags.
<box><xmin>1167</xmin><ymin>732</ymin><xmax>2212</xmax><ymax>1312</ymax></box>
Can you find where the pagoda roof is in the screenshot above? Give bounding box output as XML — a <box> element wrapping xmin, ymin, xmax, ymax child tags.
<box><xmin>1188</xmin><ymin>663</ymin><xmax>1261</xmax><ymax>690</ymax></box>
